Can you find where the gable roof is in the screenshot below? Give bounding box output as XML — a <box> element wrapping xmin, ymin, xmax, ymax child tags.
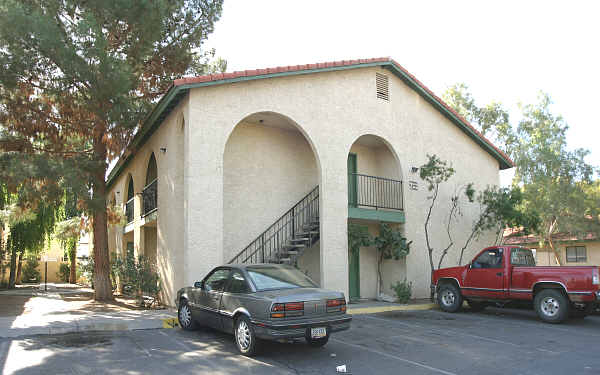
<box><xmin>106</xmin><ymin>57</ymin><xmax>513</xmax><ymax>188</ymax></box>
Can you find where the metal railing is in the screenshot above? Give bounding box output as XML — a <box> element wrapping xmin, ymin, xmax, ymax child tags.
<box><xmin>229</xmin><ymin>186</ymin><xmax>319</xmax><ymax>264</ymax></box>
<box><xmin>142</xmin><ymin>179</ymin><xmax>157</xmax><ymax>216</ymax></box>
<box><xmin>349</xmin><ymin>173</ymin><xmax>403</xmax><ymax>211</ymax></box>
<box><xmin>125</xmin><ymin>197</ymin><xmax>135</xmax><ymax>223</ymax></box>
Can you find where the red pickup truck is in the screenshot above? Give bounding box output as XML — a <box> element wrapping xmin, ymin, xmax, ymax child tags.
<box><xmin>433</xmin><ymin>246</ymin><xmax>600</xmax><ymax>323</ymax></box>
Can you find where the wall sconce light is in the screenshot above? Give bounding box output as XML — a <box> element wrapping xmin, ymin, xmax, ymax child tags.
<box><xmin>411</xmin><ymin>167</ymin><xmax>419</xmax><ymax>173</ymax></box>
<box><xmin>116</xmin><ymin>191</ymin><xmax>120</xmax><ymax>195</ymax></box>
<box><xmin>160</xmin><ymin>147</ymin><xmax>167</xmax><ymax>153</ymax></box>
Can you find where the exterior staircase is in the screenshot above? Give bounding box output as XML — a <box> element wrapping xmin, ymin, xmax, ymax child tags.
<box><xmin>228</xmin><ymin>186</ymin><xmax>319</xmax><ymax>265</ymax></box>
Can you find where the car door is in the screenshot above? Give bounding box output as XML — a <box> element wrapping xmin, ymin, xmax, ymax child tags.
<box><xmin>195</xmin><ymin>268</ymin><xmax>231</xmax><ymax>328</ymax></box>
<box><xmin>463</xmin><ymin>248</ymin><xmax>505</xmax><ymax>299</ymax></box>
<box><xmin>220</xmin><ymin>270</ymin><xmax>253</xmax><ymax>333</ymax></box>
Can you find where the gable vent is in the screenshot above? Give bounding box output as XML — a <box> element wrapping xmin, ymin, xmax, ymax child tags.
<box><xmin>376</xmin><ymin>73</ymin><xmax>389</xmax><ymax>101</ymax></box>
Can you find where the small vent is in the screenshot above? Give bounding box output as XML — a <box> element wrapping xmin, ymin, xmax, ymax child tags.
<box><xmin>376</xmin><ymin>73</ymin><xmax>389</xmax><ymax>101</ymax></box>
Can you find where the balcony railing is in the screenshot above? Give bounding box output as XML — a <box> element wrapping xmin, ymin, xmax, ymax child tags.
<box><xmin>349</xmin><ymin>173</ymin><xmax>403</xmax><ymax>211</ymax></box>
<box><xmin>125</xmin><ymin>197</ymin><xmax>134</xmax><ymax>224</ymax></box>
<box><xmin>142</xmin><ymin>179</ymin><xmax>157</xmax><ymax>216</ymax></box>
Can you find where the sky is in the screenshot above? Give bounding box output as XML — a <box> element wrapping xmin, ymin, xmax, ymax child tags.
<box><xmin>203</xmin><ymin>0</ymin><xmax>600</xmax><ymax>184</ymax></box>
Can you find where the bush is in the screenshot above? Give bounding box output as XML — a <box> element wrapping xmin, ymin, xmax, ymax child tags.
<box><xmin>113</xmin><ymin>251</ymin><xmax>161</xmax><ymax>300</ymax></box>
<box><xmin>57</xmin><ymin>263</ymin><xmax>70</xmax><ymax>283</ymax></box>
<box><xmin>22</xmin><ymin>259</ymin><xmax>41</xmax><ymax>283</ymax></box>
<box><xmin>391</xmin><ymin>279</ymin><xmax>412</xmax><ymax>304</ymax></box>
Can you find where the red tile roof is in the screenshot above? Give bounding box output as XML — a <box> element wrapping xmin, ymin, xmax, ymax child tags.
<box><xmin>173</xmin><ymin>57</ymin><xmax>512</xmax><ymax>167</ymax></box>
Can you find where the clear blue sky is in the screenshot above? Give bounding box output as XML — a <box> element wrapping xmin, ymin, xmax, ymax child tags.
<box><xmin>204</xmin><ymin>0</ymin><xmax>600</xmax><ymax>182</ymax></box>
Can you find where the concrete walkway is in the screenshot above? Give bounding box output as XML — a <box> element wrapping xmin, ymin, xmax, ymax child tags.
<box><xmin>347</xmin><ymin>299</ymin><xmax>437</xmax><ymax>315</ymax></box>
<box><xmin>0</xmin><ymin>284</ymin><xmax>175</xmax><ymax>338</ymax></box>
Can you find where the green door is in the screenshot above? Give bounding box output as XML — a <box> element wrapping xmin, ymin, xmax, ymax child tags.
<box><xmin>349</xmin><ymin>247</ymin><xmax>360</xmax><ymax>301</ymax></box>
<box><xmin>347</xmin><ymin>154</ymin><xmax>357</xmax><ymax>207</ymax></box>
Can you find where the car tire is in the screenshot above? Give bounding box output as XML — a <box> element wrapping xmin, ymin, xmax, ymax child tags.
<box><xmin>437</xmin><ymin>283</ymin><xmax>463</xmax><ymax>313</ymax></box>
<box><xmin>467</xmin><ymin>300</ymin><xmax>487</xmax><ymax>312</ymax></box>
<box><xmin>534</xmin><ymin>289</ymin><xmax>569</xmax><ymax>324</ymax></box>
<box><xmin>235</xmin><ymin>315</ymin><xmax>260</xmax><ymax>356</ymax></box>
<box><xmin>178</xmin><ymin>299</ymin><xmax>198</xmax><ymax>331</ymax></box>
<box><xmin>570</xmin><ymin>302</ymin><xmax>594</xmax><ymax>319</ymax></box>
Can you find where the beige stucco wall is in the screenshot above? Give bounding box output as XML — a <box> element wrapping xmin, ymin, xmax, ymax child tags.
<box><xmin>106</xmin><ymin>64</ymin><xmax>502</xmax><ymax>304</ymax></box>
<box><xmin>532</xmin><ymin>241</ymin><xmax>600</xmax><ymax>266</ymax></box>
<box><xmin>223</xmin><ymin>120</ymin><xmax>318</xmax><ymax>261</ymax></box>
<box><xmin>184</xmin><ymin>66</ymin><xmax>500</xmax><ymax>299</ymax></box>
<box><xmin>107</xmin><ymin>100</ymin><xmax>186</xmax><ymax>305</ymax></box>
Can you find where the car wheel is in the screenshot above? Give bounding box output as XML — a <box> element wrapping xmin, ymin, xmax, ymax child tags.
<box><xmin>467</xmin><ymin>300</ymin><xmax>487</xmax><ymax>312</ymax></box>
<box><xmin>178</xmin><ymin>299</ymin><xmax>198</xmax><ymax>330</ymax></box>
<box><xmin>534</xmin><ymin>289</ymin><xmax>569</xmax><ymax>324</ymax></box>
<box><xmin>306</xmin><ymin>335</ymin><xmax>329</xmax><ymax>348</ymax></box>
<box><xmin>235</xmin><ymin>315</ymin><xmax>260</xmax><ymax>356</ymax></box>
<box><xmin>570</xmin><ymin>302</ymin><xmax>594</xmax><ymax>319</ymax></box>
<box><xmin>437</xmin><ymin>283</ymin><xmax>463</xmax><ymax>313</ymax></box>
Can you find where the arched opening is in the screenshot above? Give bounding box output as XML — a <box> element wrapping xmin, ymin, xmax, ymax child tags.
<box><xmin>142</xmin><ymin>153</ymin><xmax>158</xmax><ymax>267</ymax></box>
<box><xmin>125</xmin><ymin>175</ymin><xmax>135</xmax><ymax>224</ymax></box>
<box><xmin>143</xmin><ymin>153</ymin><xmax>158</xmax><ymax>216</ymax></box>
<box><xmin>223</xmin><ymin>111</ymin><xmax>321</xmax><ymax>283</ymax></box>
<box><xmin>347</xmin><ymin>134</ymin><xmax>405</xmax><ymax>301</ymax></box>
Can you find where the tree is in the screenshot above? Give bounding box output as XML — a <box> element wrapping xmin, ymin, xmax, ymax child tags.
<box><xmin>510</xmin><ymin>94</ymin><xmax>599</xmax><ymax>264</ymax></box>
<box><xmin>372</xmin><ymin>223</ymin><xmax>411</xmax><ymax>297</ymax></box>
<box><xmin>419</xmin><ymin>154</ymin><xmax>455</xmax><ymax>300</ymax></box>
<box><xmin>0</xmin><ymin>1</ymin><xmax>224</xmax><ymax>300</ymax></box>
<box><xmin>444</xmin><ymin>85</ymin><xmax>599</xmax><ymax>265</ymax></box>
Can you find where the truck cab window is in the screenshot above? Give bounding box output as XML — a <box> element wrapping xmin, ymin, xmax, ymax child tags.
<box><xmin>472</xmin><ymin>249</ymin><xmax>503</xmax><ymax>269</ymax></box>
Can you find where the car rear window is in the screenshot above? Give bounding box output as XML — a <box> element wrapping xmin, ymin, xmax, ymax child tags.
<box><xmin>246</xmin><ymin>266</ymin><xmax>317</xmax><ymax>291</ymax></box>
<box><xmin>511</xmin><ymin>248</ymin><xmax>536</xmax><ymax>266</ymax></box>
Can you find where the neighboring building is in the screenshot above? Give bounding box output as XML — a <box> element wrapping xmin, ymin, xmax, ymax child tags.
<box><xmin>105</xmin><ymin>57</ymin><xmax>512</xmax><ymax>305</ymax></box>
<box><xmin>0</xmin><ymin>237</ymin><xmax>68</xmax><ymax>284</ymax></box>
<box><xmin>504</xmin><ymin>231</ymin><xmax>600</xmax><ymax>266</ymax></box>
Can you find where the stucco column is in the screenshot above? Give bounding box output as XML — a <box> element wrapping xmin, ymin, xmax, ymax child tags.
<box><xmin>183</xmin><ymin>112</ymin><xmax>225</xmax><ymax>286</ymax></box>
<box><xmin>319</xmin><ymin>160</ymin><xmax>350</xmax><ymax>299</ymax></box>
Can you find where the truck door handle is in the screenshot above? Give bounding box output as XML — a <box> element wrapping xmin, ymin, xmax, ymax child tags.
<box><xmin>496</xmin><ymin>272</ymin><xmax>502</xmax><ymax>276</ymax></box>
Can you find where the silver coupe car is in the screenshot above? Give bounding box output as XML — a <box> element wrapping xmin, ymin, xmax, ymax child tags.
<box><xmin>176</xmin><ymin>263</ymin><xmax>352</xmax><ymax>356</ymax></box>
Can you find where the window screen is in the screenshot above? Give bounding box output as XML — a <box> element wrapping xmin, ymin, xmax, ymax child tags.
<box><xmin>566</xmin><ymin>246</ymin><xmax>586</xmax><ymax>263</ymax></box>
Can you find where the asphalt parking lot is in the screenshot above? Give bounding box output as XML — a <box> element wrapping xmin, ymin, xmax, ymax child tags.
<box><xmin>2</xmin><ymin>307</ymin><xmax>600</xmax><ymax>375</ymax></box>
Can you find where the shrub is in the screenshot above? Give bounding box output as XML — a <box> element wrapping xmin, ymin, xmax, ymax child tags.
<box><xmin>57</xmin><ymin>263</ymin><xmax>70</xmax><ymax>283</ymax></box>
<box><xmin>22</xmin><ymin>258</ymin><xmax>41</xmax><ymax>283</ymax></box>
<box><xmin>113</xmin><ymin>250</ymin><xmax>161</xmax><ymax>301</ymax></box>
<box><xmin>391</xmin><ymin>279</ymin><xmax>412</xmax><ymax>304</ymax></box>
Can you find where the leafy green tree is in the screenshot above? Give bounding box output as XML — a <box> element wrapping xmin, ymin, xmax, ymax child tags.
<box><xmin>444</xmin><ymin>85</ymin><xmax>599</xmax><ymax>265</ymax></box>
<box><xmin>372</xmin><ymin>223</ymin><xmax>411</xmax><ymax>297</ymax></box>
<box><xmin>510</xmin><ymin>94</ymin><xmax>599</xmax><ymax>264</ymax></box>
<box><xmin>0</xmin><ymin>1</ymin><xmax>224</xmax><ymax>299</ymax></box>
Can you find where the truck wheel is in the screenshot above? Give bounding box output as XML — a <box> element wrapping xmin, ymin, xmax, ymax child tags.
<box><xmin>467</xmin><ymin>300</ymin><xmax>487</xmax><ymax>312</ymax></box>
<box><xmin>570</xmin><ymin>302</ymin><xmax>594</xmax><ymax>319</ymax></box>
<box><xmin>534</xmin><ymin>289</ymin><xmax>569</xmax><ymax>324</ymax></box>
<box><xmin>437</xmin><ymin>283</ymin><xmax>463</xmax><ymax>313</ymax></box>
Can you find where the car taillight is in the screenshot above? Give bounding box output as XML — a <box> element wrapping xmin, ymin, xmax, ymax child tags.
<box><xmin>326</xmin><ymin>298</ymin><xmax>346</xmax><ymax>313</ymax></box>
<box><xmin>271</xmin><ymin>302</ymin><xmax>304</xmax><ymax>318</ymax></box>
<box><xmin>593</xmin><ymin>268</ymin><xmax>599</xmax><ymax>285</ymax></box>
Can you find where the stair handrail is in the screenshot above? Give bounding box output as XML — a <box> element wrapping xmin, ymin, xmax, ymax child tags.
<box><xmin>228</xmin><ymin>186</ymin><xmax>319</xmax><ymax>264</ymax></box>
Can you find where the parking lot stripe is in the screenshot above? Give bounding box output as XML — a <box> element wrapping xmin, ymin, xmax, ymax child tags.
<box><xmin>331</xmin><ymin>338</ymin><xmax>458</xmax><ymax>375</ymax></box>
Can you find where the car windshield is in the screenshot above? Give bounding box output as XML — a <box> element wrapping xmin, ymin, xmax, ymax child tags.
<box><xmin>246</xmin><ymin>266</ymin><xmax>317</xmax><ymax>291</ymax></box>
<box><xmin>511</xmin><ymin>248</ymin><xmax>536</xmax><ymax>266</ymax></box>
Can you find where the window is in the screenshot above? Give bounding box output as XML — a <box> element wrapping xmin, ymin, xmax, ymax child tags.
<box><xmin>247</xmin><ymin>266</ymin><xmax>317</xmax><ymax>291</ymax></box>
<box><xmin>226</xmin><ymin>271</ymin><xmax>250</xmax><ymax>294</ymax></box>
<box><xmin>510</xmin><ymin>248</ymin><xmax>536</xmax><ymax>267</ymax></box>
<box><xmin>204</xmin><ymin>269</ymin><xmax>230</xmax><ymax>292</ymax></box>
<box><xmin>566</xmin><ymin>246</ymin><xmax>586</xmax><ymax>263</ymax></box>
<box><xmin>472</xmin><ymin>248</ymin><xmax>503</xmax><ymax>269</ymax></box>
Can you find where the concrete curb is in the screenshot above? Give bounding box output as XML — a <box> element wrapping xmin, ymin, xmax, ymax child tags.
<box><xmin>347</xmin><ymin>303</ymin><xmax>438</xmax><ymax>315</ymax></box>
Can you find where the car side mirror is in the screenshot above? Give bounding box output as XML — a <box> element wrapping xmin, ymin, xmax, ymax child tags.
<box><xmin>194</xmin><ymin>281</ymin><xmax>202</xmax><ymax>289</ymax></box>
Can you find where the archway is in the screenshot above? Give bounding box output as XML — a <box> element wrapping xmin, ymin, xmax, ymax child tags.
<box><xmin>223</xmin><ymin>111</ymin><xmax>321</xmax><ymax>283</ymax></box>
<box><xmin>347</xmin><ymin>134</ymin><xmax>405</xmax><ymax>300</ymax></box>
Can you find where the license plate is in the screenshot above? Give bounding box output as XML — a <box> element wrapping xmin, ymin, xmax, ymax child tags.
<box><xmin>311</xmin><ymin>327</ymin><xmax>327</xmax><ymax>338</ymax></box>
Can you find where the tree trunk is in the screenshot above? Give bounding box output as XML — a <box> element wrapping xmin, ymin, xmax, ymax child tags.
<box><xmin>16</xmin><ymin>253</ymin><xmax>22</xmax><ymax>284</ymax></box>
<box><xmin>548</xmin><ymin>238</ymin><xmax>562</xmax><ymax>266</ymax></box>
<box><xmin>8</xmin><ymin>245</ymin><xmax>17</xmax><ymax>288</ymax></box>
<box><xmin>92</xmin><ymin>136</ymin><xmax>113</xmax><ymax>301</ymax></box>
<box><xmin>69</xmin><ymin>246</ymin><xmax>77</xmax><ymax>284</ymax></box>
